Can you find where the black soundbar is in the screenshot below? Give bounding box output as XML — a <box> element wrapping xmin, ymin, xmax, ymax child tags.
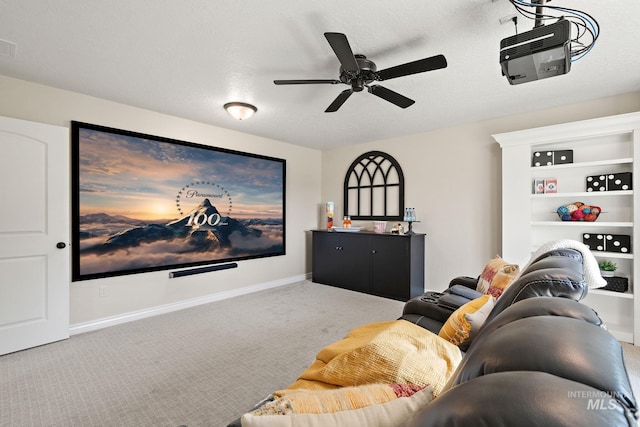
<box><xmin>169</xmin><ymin>263</ymin><xmax>238</xmax><ymax>278</ymax></box>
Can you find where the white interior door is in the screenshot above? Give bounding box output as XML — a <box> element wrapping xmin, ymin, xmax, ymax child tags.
<box><xmin>0</xmin><ymin>116</ymin><xmax>69</xmax><ymax>356</ymax></box>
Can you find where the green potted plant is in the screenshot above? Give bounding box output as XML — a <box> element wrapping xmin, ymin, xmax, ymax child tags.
<box><xmin>598</xmin><ymin>260</ymin><xmax>617</xmax><ymax>277</ymax></box>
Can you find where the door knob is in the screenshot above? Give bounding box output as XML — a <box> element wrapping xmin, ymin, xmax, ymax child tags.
<box><xmin>56</xmin><ymin>242</ymin><xmax>67</xmax><ymax>249</ymax></box>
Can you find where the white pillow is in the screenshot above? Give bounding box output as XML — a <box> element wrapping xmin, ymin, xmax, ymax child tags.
<box><xmin>240</xmin><ymin>386</ymin><xmax>433</xmax><ymax>427</ymax></box>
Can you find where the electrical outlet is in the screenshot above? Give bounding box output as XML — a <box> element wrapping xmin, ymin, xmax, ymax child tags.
<box><xmin>99</xmin><ymin>285</ymin><xmax>108</xmax><ymax>297</ymax></box>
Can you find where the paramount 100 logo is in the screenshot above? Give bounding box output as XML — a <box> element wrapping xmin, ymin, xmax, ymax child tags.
<box><xmin>186</xmin><ymin>208</ymin><xmax>224</xmax><ymax>227</ymax></box>
<box><xmin>175</xmin><ymin>181</ymin><xmax>233</xmax><ymax>228</ymax></box>
<box><xmin>568</xmin><ymin>390</ymin><xmax>621</xmax><ymax>410</ymax></box>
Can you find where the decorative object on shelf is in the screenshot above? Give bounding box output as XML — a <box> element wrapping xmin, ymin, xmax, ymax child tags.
<box><xmin>556</xmin><ymin>202</ymin><xmax>601</xmax><ymax>222</ymax></box>
<box><xmin>390</xmin><ymin>223</ymin><xmax>404</xmax><ymax>234</ymax></box>
<box><xmin>583</xmin><ymin>233</ymin><xmax>605</xmax><ymax>251</ymax></box>
<box><xmin>331</xmin><ymin>226</ymin><xmax>362</xmax><ymax>233</ymax></box>
<box><xmin>531</xmin><ymin>150</ymin><xmax>573</xmax><ymax>167</ymax></box>
<box><xmin>533</xmin><ymin>179</ymin><xmax>545</xmax><ymax>194</ymax></box>
<box><xmin>605</xmin><ymin>234</ymin><xmax>631</xmax><ymax>253</ymax></box>
<box><xmin>326</xmin><ymin>202</ymin><xmax>334</xmax><ymax>228</ymax></box>
<box><xmin>532</xmin><ymin>178</ymin><xmax>561</xmax><ymax>194</ymax></box>
<box><xmin>403</xmin><ymin>208</ymin><xmax>417</xmax><ymax>222</ymax></box>
<box><xmin>586</xmin><ymin>172</ymin><xmax>633</xmax><ymax>192</ymax></box>
<box><xmin>342</xmin><ymin>216</ymin><xmax>352</xmax><ymax>228</ymax></box>
<box><xmin>543</xmin><ymin>178</ymin><xmax>557</xmax><ymax>193</ymax></box>
<box><xmin>608</xmin><ymin>172</ymin><xmax>633</xmax><ymax>190</ymax></box>
<box><xmin>598</xmin><ymin>260</ymin><xmax>617</xmax><ymax>277</ymax></box>
<box><xmin>583</xmin><ymin>233</ymin><xmax>631</xmax><ymax>253</ymax></box>
<box><xmin>585</xmin><ymin>174</ymin><xmax>606</xmax><ymax>192</ymax></box>
<box><xmin>374</xmin><ymin>221</ymin><xmax>387</xmax><ymax>234</ymax></box>
<box><xmin>401</xmin><ymin>207</ymin><xmax>419</xmax><ymax>234</ymax></box>
<box><xmin>599</xmin><ymin>276</ymin><xmax>629</xmax><ymax>293</ymax></box>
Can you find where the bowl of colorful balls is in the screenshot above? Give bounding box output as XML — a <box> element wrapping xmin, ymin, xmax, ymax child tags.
<box><xmin>556</xmin><ymin>202</ymin><xmax>601</xmax><ymax>222</ymax></box>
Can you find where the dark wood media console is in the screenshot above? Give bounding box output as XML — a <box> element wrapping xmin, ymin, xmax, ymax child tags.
<box><xmin>311</xmin><ymin>230</ymin><xmax>425</xmax><ymax>301</ymax></box>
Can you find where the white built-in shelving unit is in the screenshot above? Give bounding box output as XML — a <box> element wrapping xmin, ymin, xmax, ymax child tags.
<box><xmin>493</xmin><ymin>112</ymin><xmax>640</xmax><ymax>344</ymax></box>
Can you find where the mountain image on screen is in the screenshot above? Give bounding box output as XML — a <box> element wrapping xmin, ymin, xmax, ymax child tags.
<box><xmin>78</xmin><ymin>199</ymin><xmax>283</xmax><ymax>276</ymax></box>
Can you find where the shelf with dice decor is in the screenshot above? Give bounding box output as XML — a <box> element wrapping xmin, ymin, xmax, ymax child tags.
<box><xmin>494</xmin><ymin>112</ymin><xmax>640</xmax><ymax>344</ymax></box>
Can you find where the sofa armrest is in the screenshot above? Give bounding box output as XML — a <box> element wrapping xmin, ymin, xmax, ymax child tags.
<box><xmin>448</xmin><ymin>276</ymin><xmax>479</xmax><ymax>290</ymax></box>
<box><xmin>447</xmin><ymin>284</ymin><xmax>484</xmax><ymax>301</ymax></box>
<box><xmin>402</xmin><ymin>292</ymin><xmax>454</xmax><ymax>323</ymax></box>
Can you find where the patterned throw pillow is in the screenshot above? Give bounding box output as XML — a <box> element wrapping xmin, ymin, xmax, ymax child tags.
<box><xmin>439</xmin><ymin>295</ymin><xmax>495</xmax><ymax>347</ymax></box>
<box><xmin>476</xmin><ymin>256</ymin><xmax>519</xmax><ymax>298</ymax></box>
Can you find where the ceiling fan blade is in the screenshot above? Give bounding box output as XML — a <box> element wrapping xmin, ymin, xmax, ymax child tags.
<box><xmin>368</xmin><ymin>85</ymin><xmax>415</xmax><ymax>108</ymax></box>
<box><xmin>376</xmin><ymin>54</ymin><xmax>447</xmax><ymax>81</ymax></box>
<box><xmin>325</xmin><ymin>89</ymin><xmax>353</xmax><ymax>112</ymax></box>
<box><xmin>274</xmin><ymin>79</ymin><xmax>341</xmax><ymax>85</ymax></box>
<box><xmin>324</xmin><ymin>32</ymin><xmax>360</xmax><ymax>73</ymax></box>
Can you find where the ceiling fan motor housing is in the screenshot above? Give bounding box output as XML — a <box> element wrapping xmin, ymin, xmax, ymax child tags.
<box><xmin>340</xmin><ymin>54</ymin><xmax>377</xmax><ymax>91</ymax></box>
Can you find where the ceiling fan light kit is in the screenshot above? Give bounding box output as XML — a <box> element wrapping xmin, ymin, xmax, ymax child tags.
<box><xmin>274</xmin><ymin>32</ymin><xmax>447</xmax><ymax>113</ymax></box>
<box><xmin>224</xmin><ymin>102</ymin><xmax>257</xmax><ymax>120</ymax></box>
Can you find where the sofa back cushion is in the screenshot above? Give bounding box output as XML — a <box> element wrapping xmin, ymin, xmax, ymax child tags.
<box><xmin>486</xmin><ymin>248</ymin><xmax>588</xmax><ymax>322</ymax></box>
<box><xmin>471</xmin><ymin>296</ymin><xmax>603</xmax><ymax>345</ymax></box>
<box><xmin>407</xmin><ymin>371</ymin><xmax>636</xmax><ymax>427</ymax></box>
<box><xmin>446</xmin><ymin>315</ymin><xmax>637</xmax><ymax>415</ymax></box>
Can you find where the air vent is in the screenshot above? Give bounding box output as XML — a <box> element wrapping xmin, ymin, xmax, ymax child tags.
<box><xmin>0</xmin><ymin>39</ymin><xmax>17</xmax><ymax>58</ymax></box>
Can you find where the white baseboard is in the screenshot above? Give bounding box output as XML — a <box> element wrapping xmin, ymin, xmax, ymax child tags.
<box><xmin>69</xmin><ymin>274</ymin><xmax>308</xmax><ymax>336</ymax></box>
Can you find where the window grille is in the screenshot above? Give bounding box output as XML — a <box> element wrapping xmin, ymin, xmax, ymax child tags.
<box><xmin>343</xmin><ymin>151</ymin><xmax>404</xmax><ymax>220</ymax></box>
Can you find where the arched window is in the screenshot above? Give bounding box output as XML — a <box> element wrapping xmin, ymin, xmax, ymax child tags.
<box><xmin>343</xmin><ymin>151</ymin><xmax>405</xmax><ymax>220</ymax></box>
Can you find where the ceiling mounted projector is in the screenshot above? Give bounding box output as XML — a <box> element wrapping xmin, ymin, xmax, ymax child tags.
<box><xmin>500</xmin><ymin>18</ymin><xmax>571</xmax><ymax>85</ymax></box>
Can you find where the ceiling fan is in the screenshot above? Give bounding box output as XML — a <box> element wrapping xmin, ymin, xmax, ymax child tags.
<box><xmin>274</xmin><ymin>32</ymin><xmax>447</xmax><ymax>112</ymax></box>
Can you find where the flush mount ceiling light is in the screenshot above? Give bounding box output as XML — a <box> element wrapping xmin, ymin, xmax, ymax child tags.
<box><xmin>224</xmin><ymin>102</ymin><xmax>257</xmax><ymax>120</ymax></box>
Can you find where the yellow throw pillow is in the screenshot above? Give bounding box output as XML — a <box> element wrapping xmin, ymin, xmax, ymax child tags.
<box><xmin>476</xmin><ymin>256</ymin><xmax>519</xmax><ymax>298</ymax></box>
<box><xmin>439</xmin><ymin>295</ymin><xmax>495</xmax><ymax>347</ymax></box>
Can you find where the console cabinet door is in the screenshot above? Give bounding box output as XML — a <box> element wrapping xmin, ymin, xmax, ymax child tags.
<box><xmin>312</xmin><ymin>232</ymin><xmax>370</xmax><ymax>293</ymax></box>
<box><xmin>370</xmin><ymin>235</ymin><xmax>411</xmax><ymax>300</ymax></box>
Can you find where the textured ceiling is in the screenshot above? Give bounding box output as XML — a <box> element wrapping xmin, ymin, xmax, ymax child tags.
<box><xmin>1</xmin><ymin>1</ymin><xmax>638</xmax><ymax>150</ymax></box>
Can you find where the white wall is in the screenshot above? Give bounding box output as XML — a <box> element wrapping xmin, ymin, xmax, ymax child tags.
<box><xmin>0</xmin><ymin>75</ymin><xmax>321</xmax><ymax>326</ymax></box>
<box><xmin>321</xmin><ymin>92</ymin><xmax>640</xmax><ymax>291</ymax></box>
